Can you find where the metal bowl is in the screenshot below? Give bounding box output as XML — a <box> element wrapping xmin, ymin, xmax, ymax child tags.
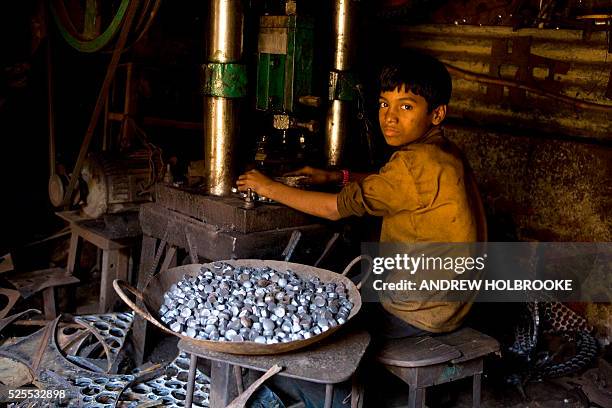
<box><xmin>114</xmin><ymin>260</ymin><xmax>362</xmax><ymax>355</ymax></box>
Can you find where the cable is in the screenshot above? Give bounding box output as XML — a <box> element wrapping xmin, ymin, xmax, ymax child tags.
<box><xmin>444</xmin><ymin>62</ymin><xmax>612</xmax><ymax>113</ymax></box>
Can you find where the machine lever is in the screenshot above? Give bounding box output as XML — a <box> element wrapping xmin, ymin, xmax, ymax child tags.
<box><xmin>282</xmin><ymin>230</ymin><xmax>302</xmax><ymax>262</ymax></box>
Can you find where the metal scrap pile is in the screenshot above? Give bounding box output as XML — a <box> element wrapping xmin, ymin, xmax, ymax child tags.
<box><xmin>160</xmin><ymin>262</ymin><xmax>354</xmax><ymax>343</ymax></box>
<box><xmin>0</xmin><ymin>311</ymin><xmax>212</xmax><ymax>407</ymax></box>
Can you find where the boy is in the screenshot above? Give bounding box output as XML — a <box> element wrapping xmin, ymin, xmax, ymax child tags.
<box><xmin>237</xmin><ymin>52</ymin><xmax>486</xmax><ymax>337</ymax></box>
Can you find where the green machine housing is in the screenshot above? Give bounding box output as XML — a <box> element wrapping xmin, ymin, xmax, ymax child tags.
<box><xmin>255</xmin><ymin>15</ymin><xmax>314</xmax><ymax>114</ymax></box>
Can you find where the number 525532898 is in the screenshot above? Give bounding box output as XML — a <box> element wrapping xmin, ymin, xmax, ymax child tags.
<box><xmin>8</xmin><ymin>388</ymin><xmax>67</xmax><ymax>400</ymax></box>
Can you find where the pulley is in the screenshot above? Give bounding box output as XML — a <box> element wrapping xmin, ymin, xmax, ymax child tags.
<box><xmin>48</xmin><ymin>172</ymin><xmax>81</xmax><ymax>207</ymax></box>
<box><xmin>50</xmin><ymin>0</ymin><xmax>161</xmax><ymax>53</ymax></box>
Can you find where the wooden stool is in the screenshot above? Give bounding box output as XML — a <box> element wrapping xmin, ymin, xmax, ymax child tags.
<box><xmin>179</xmin><ymin>329</ymin><xmax>371</xmax><ymax>408</ymax></box>
<box><xmin>57</xmin><ymin>211</ymin><xmax>140</xmax><ymax>313</ymax></box>
<box><xmin>376</xmin><ymin>327</ymin><xmax>499</xmax><ymax>408</ymax></box>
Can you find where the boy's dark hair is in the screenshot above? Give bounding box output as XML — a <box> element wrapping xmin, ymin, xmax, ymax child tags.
<box><xmin>379</xmin><ymin>51</ymin><xmax>452</xmax><ymax>113</ymax></box>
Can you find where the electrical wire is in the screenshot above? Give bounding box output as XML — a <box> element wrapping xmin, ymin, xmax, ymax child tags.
<box><xmin>444</xmin><ymin>62</ymin><xmax>612</xmax><ymax>113</ymax></box>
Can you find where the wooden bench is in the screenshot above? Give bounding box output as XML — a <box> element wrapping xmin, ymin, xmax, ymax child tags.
<box><xmin>376</xmin><ymin>327</ymin><xmax>500</xmax><ymax>408</ymax></box>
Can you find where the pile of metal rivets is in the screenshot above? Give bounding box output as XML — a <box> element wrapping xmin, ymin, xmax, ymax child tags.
<box><xmin>159</xmin><ymin>262</ymin><xmax>353</xmax><ymax>343</ymax></box>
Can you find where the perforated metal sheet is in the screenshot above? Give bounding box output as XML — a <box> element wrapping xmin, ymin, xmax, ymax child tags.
<box><xmin>74</xmin><ymin>312</ymin><xmax>134</xmax><ymax>373</ymax></box>
<box><xmin>1</xmin><ymin>318</ymin><xmax>135</xmax><ymax>407</ymax></box>
<box><xmin>120</xmin><ymin>352</ymin><xmax>211</xmax><ymax>407</ymax></box>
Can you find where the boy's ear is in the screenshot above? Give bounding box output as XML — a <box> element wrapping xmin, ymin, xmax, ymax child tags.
<box><xmin>431</xmin><ymin>105</ymin><xmax>447</xmax><ymax>125</ymax></box>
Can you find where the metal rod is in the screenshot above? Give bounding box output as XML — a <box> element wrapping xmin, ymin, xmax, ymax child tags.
<box><xmin>324</xmin><ymin>384</ymin><xmax>334</xmax><ymax>408</ymax></box>
<box><xmin>207</xmin><ymin>0</ymin><xmax>244</xmax><ymax>62</ymax></box>
<box><xmin>331</xmin><ymin>0</ymin><xmax>356</xmax><ymax>71</ymax></box>
<box><xmin>203</xmin><ymin>0</ymin><xmax>244</xmax><ymax>196</ymax></box>
<box><xmin>203</xmin><ymin>97</ymin><xmax>240</xmax><ymax>195</ymax></box>
<box><xmin>159</xmin><ymin>245</ymin><xmax>177</xmax><ymax>274</ymax></box>
<box><xmin>314</xmin><ymin>232</ymin><xmax>340</xmax><ymax>267</ymax></box>
<box><xmin>185</xmin><ymin>353</ymin><xmax>198</xmax><ymax>408</ymax></box>
<box><xmin>142</xmin><ymin>238</ymin><xmax>167</xmax><ymax>289</ymax></box>
<box><xmin>226</xmin><ymin>364</ymin><xmax>282</xmax><ymax>408</ymax></box>
<box><xmin>282</xmin><ymin>230</ymin><xmax>302</xmax><ymax>262</ymax></box>
<box><xmin>325</xmin><ymin>100</ymin><xmax>349</xmax><ymax>167</ymax></box>
<box><xmin>325</xmin><ymin>0</ymin><xmax>358</xmax><ymax>167</ymax></box>
<box><xmin>186</xmin><ymin>232</ymin><xmax>199</xmax><ymax>263</ymax></box>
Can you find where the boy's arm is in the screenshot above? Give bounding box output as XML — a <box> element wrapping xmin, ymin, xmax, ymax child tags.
<box><xmin>237</xmin><ymin>170</ymin><xmax>342</xmax><ymax>220</ymax></box>
<box><xmin>284</xmin><ymin>166</ymin><xmax>372</xmax><ymax>185</ymax></box>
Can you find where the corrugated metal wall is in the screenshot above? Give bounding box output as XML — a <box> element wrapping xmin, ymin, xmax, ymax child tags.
<box><xmin>395</xmin><ymin>25</ymin><xmax>612</xmax><ymax>140</ymax></box>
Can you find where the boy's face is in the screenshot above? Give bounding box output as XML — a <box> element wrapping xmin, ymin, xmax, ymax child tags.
<box><xmin>378</xmin><ymin>87</ymin><xmax>445</xmax><ymax>147</ymax></box>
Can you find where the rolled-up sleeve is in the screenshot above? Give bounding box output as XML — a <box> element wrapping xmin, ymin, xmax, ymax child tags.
<box><xmin>337</xmin><ymin>153</ymin><xmax>420</xmax><ymax>218</ymax></box>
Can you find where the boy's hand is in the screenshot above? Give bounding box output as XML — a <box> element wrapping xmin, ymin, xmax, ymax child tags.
<box><xmin>239</xmin><ymin>169</ymin><xmax>341</xmax><ymax>220</ymax></box>
<box><xmin>237</xmin><ymin>170</ymin><xmax>275</xmax><ymax>196</ymax></box>
<box><xmin>283</xmin><ymin>166</ymin><xmax>340</xmax><ymax>185</ymax></box>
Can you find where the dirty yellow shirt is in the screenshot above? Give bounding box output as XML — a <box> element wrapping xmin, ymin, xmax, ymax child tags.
<box><xmin>337</xmin><ymin>126</ymin><xmax>486</xmax><ymax>333</ymax></box>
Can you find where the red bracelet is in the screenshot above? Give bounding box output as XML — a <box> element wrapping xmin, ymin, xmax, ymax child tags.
<box><xmin>341</xmin><ymin>169</ymin><xmax>350</xmax><ymax>186</ymax></box>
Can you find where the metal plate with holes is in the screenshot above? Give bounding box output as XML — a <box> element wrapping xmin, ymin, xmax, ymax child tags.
<box><xmin>0</xmin><ymin>318</ymin><xmax>135</xmax><ymax>407</ymax></box>
<box><xmin>120</xmin><ymin>352</ymin><xmax>211</xmax><ymax>407</ymax></box>
<box><xmin>74</xmin><ymin>312</ymin><xmax>134</xmax><ymax>373</ymax></box>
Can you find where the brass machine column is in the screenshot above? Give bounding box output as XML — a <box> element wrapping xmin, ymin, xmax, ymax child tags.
<box><xmin>203</xmin><ymin>0</ymin><xmax>246</xmax><ymax>195</ymax></box>
<box><xmin>324</xmin><ymin>0</ymin><xmax>358</xmax><ymax>167</ymax></box>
